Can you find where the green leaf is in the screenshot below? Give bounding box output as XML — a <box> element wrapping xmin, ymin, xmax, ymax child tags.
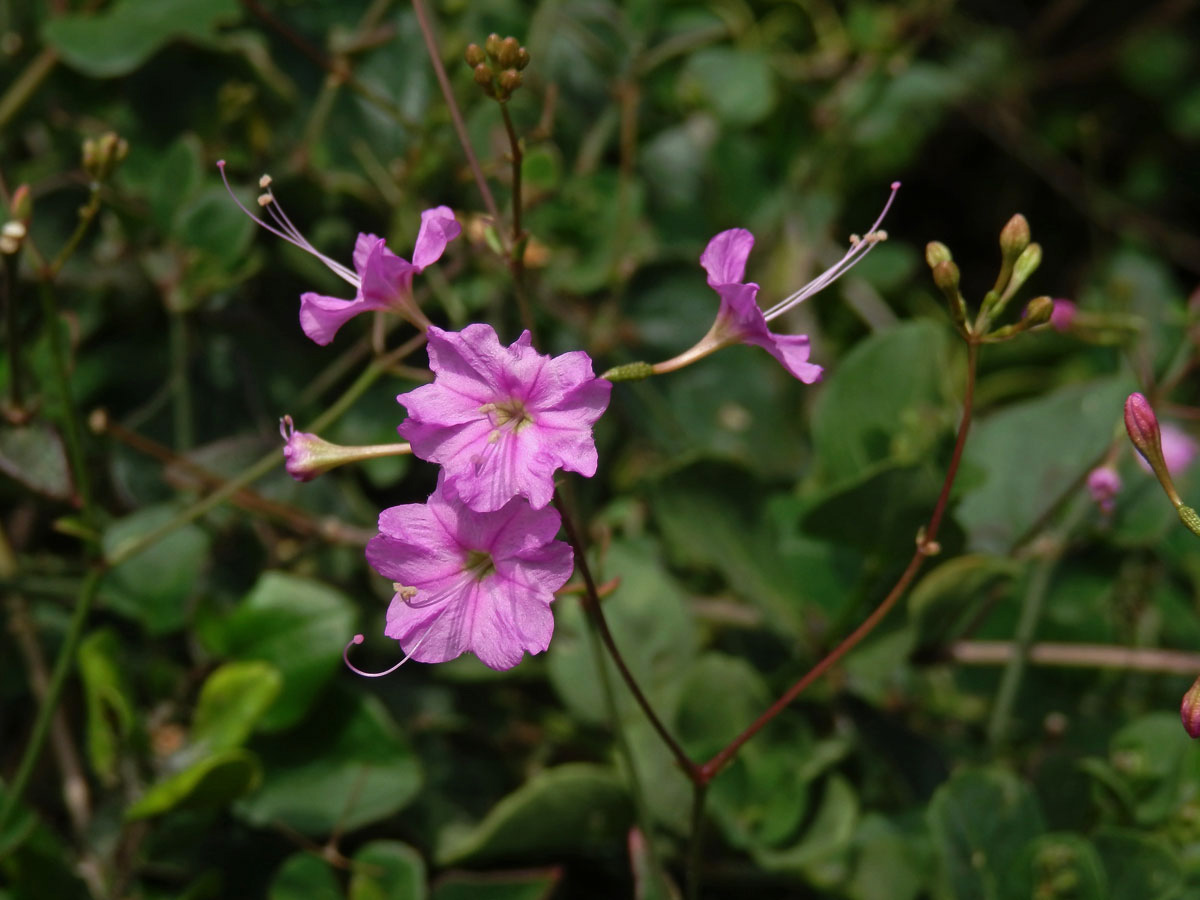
<box><xmin>1092</xmin><ymin>828</ymin><xmax>1183</xmax><ymax>900</ymax></box>
<box><xmin>126</xmin><ymin>749</ymin><xmax>261</xmax><ymax>820</ymax></box>
<box><xmin>0</xmin><ymin>422</ymin><xmax>73</xmax><ymax>501</ymax></box>
<box><xmin>237</xmin><ymin>688</ymin><xmax>421</xmax><ymax>836</ymax></box>
<box><xmin>268</xmin><ymin>853</ymin><xmax>341</xmax><ymax>900</ymax></box>
<box><xmin>430</xmin><ymin>870</ymin><xmax>560</xmax><ymax>900</ymax></box>
<box><xmin>956</xmin><ymin>375</ymin><xmax>1135</xmax><ymax>553</ymax></box>
<box><xmin>1105</xmin><ymin>712</ymin><xmax>1192</xmax><ymax>825</ymax></box>
<box><xmin>926</xmin><ymin>767</ymin><xmax>1045</xmax><ymax>900</ymax></box>
<box><xmin>190</xmin><ymin>661</ymin><xmax>282</xmax><ymax>756</ymax></box>
<box><xmin>102</xmin><ymin>504</ymin><xmax>211</xmax><ymax>634</ymax></box>
<box><xmin>436</xmin><ymin>764</ymin><xmax>633</xmax><ymax>866</ymax></box>
<box><xmin>547</xmin><ymin>538</ymin><xmax>697</xmax><ymax>726</ymax></box>
<box><xmin>908</xmin><ymin>554</ymin><xmax>1021</xmax><ymax>649</ymax></box>
<box><xmin>811</xmin><ymin>320</ymin><xmax>953</xmax><ymax>487</ymax></box>
<box><xmin>752</xmin><ymin>774</ymin><xmax>859</xmax><ymax>877</ymax></box>
<box><xmin>42</xmin><ymin>0</ymin><xmax>240</xmax><ymax>78</ymax></box>
<box><xmin>1012</xmin><ymin>833</ymin><xmax>1106</xmax><ymax>900</ymax></box>
<box><xmin>78</xmin><ymin>629</ymin><xmax>136</xmax><ymax>784</ymax></box>
<box><xmin>678</xmin><ymin>47</ymin><xmax>777</xmax><ymax>126</ymax></box>
<box><xmin>203</xmin><ymin>571</ymin><xmax>356</xmax><ymax>731</ymax></box>
<box><xmin>845</xmin><ymin>814</ymin><xmax>929</xmax><ymax>900</ymax></box>
<box><xmin>349</xmin><ymin>841</ymin><xmax>426</xmax><ymax>900</ymax></box>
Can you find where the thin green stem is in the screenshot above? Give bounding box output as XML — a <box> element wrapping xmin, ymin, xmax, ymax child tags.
<box><xmin>48</xmin><ymin>187</ymin><xmax>102</xmax><ymax>279</ymax></box>
<box><xmin>410</xmin><ymin>0</ymin><xmax>506</xmax><ymax>246</ymax></box>
<box><xmin>497</xmin><ymin>102</ymin><xmax>534</xmax><ymax>336</ymax></box>
<box><xmin>37</xmin><ymin>279</ymin><xmax>93</xmax><ymax>520</ymax></box>
<box><xmin>552</xmin><ymin>492</ymin><xmax>698</xmax><ymax>780</ymax></box>
<box><xmin>0</xmin><ymin>47</ymin><xmax>59</xmax><ymax>133</ymax></box>
<box><xmin>0</xmin><ymin>568</ymin><xmax>104</xmax><ymax>835</ymax></box>
<box><xmin>987</xmin><ymin>493</ymin><xmax>1090</xmax><ymax>747</ymax></box>
<box><xmin>699</xmin><ymin>340</ymin><xmax>981</xmax><ymax>782</ymax></box>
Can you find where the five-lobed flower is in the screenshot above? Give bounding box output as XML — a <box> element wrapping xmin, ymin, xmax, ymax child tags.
<box><xmin>359</xmin><ymin>475</ymin><xmax>574</xmax><ymax>671</ymax></box>
<box><xmin>397</xmin><ymin>323</ymin><xmax>612</xmax><ymax>513</ymax></box>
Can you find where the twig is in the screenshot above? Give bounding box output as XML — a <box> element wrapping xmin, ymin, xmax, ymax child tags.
<box><xmin>951</xmin><ymin>640</ymin><xmax>1200</xmax><ymax>674</ymax></box>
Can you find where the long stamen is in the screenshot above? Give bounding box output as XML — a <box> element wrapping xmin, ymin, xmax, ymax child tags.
<box><xmin>764</xmin><ymin>181</ymin><xmax>900</xmax><ymax>322</ymax></box>
<box><xmin>216</xmin><ymin>160</ymin><xmax>359</xmax><ymax>286</ymax></box>
<box><xmin>342</xmin><ymin>624</ymin><xmax>438</xmax><ymax>678</ymax></box>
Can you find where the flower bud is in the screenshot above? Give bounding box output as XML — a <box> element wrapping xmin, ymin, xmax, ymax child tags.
<box><xmin>999</xmin><ymin>213</ymin><xmax>1030</xmax><ymax>261</ymax></box>
<box><xmin>498</xmin><ymin>68</ymin><xmax>522</xmax><ymax>96</ymax></box>
<box><xmin>280</xmin><ymin>415</ymin><xmax>412</xmax><ymax>482</ymax></box>
<box><xmin>1182</xmin><ymin>673</ymin><xmax>1200</xmax><ymax>738</ymax></box>
<box><xmin>473</xmin><ymin>63</ymin><xmax>495</xmax><ymax>96</ymax></box>
<box><xmin>1124</xmin><ymin>392</ymin><xmax>1163</xmax><ymax>471</ymax></box>
<box><xmin>1022</xmin><ymin>295</ymin><xmax>1054</xmax><ymax>327</ymax></box>
<box><xmin>925</xmin><ymin>241</ymin><xmax>952</xmax><ymax>268</ymax></box>
<box><xmin>1050</xmin><ymin>299</ymin><xmax>1077</xmax><ymax>332</ymax></box>
<box><xmin>83</xmin><ymin>131</ymin><xmax>129</xmax><ymax>181</ymax></box>
<box><xmin>497</xmin><ymin>36</ymin><xmax>520</xmax><ymax>69</ymax></box>
<box><xmin>932</xmin><ymin>259</ymin><xmax>960</xmax><ymax>294</ymax></box>
<box><xmin>1009</xmin><ymin>242</ymin><xmax>1042</xmax><ymax>293</ymax></box>
<box><xmin>464</xmin><ymin>43</ymin><xmax>486</xmax><ymax>67</ymax></box>
<box><xmin>484</xmin><ymin>33</ymin><xmax>502</xmax><ymax>58</ymax></box>
<box><xmin>516</xmin><ymin>47</ymin><xmax>531</xmax><ymax>70</ymax></box>
<box><xmin>601</xmin><ymin>361</ymin><xmax>654</xmax><ymax>382</ymax></box>
<box><xmin>9</xmin><ymin>184</ymin><xmax>31</xmax><ymax>221</ymax></box>
<box><xmin>1086</xmin><ymin>465</ymin><xmax>1121</xmax><ymax>515</ymax></box>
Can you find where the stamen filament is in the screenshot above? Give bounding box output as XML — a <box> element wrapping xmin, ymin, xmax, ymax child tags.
<box><xmin>217</xmin><ymin>160</ymin><xmax>359</xmax><ymax>286</ymax></box>
<box><xmin>342</xmin><ymin>623</ymin><xmax>437</xmax><ymax>677</ymax></box>
<box><xmin>763</xmin><ymin>181</ymin><xmax>900</xmax><ymax>322</ymax></box>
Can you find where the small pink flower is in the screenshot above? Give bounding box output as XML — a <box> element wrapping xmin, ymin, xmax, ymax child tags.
<box><xmin>654</xmin><ymin>183</ymin><xmax>899</xmax><ymax>381</ymax></box>
<box><xmin>1050</xmin><ymin>299</ymin><xmax>1077</xmax><ymax>332</ymax></box>
<box><xmin>361</xmin><ymin>477</ymin><xmax>573</xmax><ymax>670</ymax></box>
<box><xmin>398</xmin><ymin>324</ymin><xmax>612</xmax><ymax>513</ymax></box>
<box><xmin>218</xmin><ymin>162</ymin><xmax>460</xmax><ymax>344</ymax></box>
<box><xmin>1086</xmin><ymin>465</ymin><xmax>1121</xmax><ymax>515</ymax></box>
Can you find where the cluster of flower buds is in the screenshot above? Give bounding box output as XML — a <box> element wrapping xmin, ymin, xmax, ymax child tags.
<box><xmin>464</xmin><ymin>33</ymin><xmax>530</xmax><ymax>102</ymax></box>
<box><xmin>1</xmin><ymin>186</ymin><xmax>30</xmax><ymax>256</ymax></box>
<box><xmin>82</xmin><ymin>131</ymin><xmax>128</xmax><ymax>183</ymax></box>
<box><xmin>925</xmin><ymin>214</ymin><xmax>1052</xmax><ymax>342</ymax></box>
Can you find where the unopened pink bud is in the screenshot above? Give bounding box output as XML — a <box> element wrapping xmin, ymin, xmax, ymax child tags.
<box><xmin>1124</xmin><ymin>393</ymin><xmax>1163</xmax><ymax>469</ymax></box>
<box><xmin>1050</xmin><ymin>299</ymin><xmax>1077</xmax><ymax>332</ymax></box>
<box><xmin>1086</xmin><ymin>465</ymin><xmax>1121</xmax><ymax>515</ymax></box>
<box><xmin>1182</xmin><ymin>674</ymin><xmax>1200</xmax><ymax>738</ymax></box>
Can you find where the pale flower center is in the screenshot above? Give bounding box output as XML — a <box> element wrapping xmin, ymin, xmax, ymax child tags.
<box><xmin>464</xmin><ymin>549</ymin><xmax>496</xmax><ymax>580</ymax></box>
<box><xmin>480</xmin><ymin>398</ymin><xmax>535</xmax><ymax>441</ymax></box>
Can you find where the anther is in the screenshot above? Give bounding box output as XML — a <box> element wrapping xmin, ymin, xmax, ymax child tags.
<box><xmin>259</xmin><ymin>174</ymin><xmax>272</xmax><ymax>189</ymax></box>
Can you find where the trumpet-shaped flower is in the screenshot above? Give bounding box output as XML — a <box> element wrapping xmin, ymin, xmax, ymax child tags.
<box><xmin>653</xmin><ymin>183</ymin><xmax>899</xmax><ymax>381</ymax></box>
<box><xmin>360</xmin><ymin>477</ymin><xmax>573</xmax><ymax>671</ymax></box>
<box><xmin>398</xmin><ymin>324</ymin><xmax>612</xmax><ymax>512</ymax></box>
<box><xmin>218</xmin><ymin>161</ymin><xmax>460</xmax><ymax>344</ymax></box>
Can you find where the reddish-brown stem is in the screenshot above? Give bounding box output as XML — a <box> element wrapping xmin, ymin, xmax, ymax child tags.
<box><xmin>410</xmin><ymin>0</ymin><xmax>506</xmax><ymax>248</ymax></box>
<box><xmin>698</xmin><ymin>341</ymin><xmax>980</xmax><ymax>782</ymax></box>
<box><xmin>553</xmin><ymin>492</ymin><xmax>700</xmax><ymax>780</ymax></box>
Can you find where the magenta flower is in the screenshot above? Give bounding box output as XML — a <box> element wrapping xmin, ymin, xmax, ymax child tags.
<box><xmin>360</xmin><ymin>478</ymin><xmax>573</xmax><ymax>670</ymax></box>
<box><xmin>652</xmin><ymin>183</ymin><xmax>899</xmax><ymax>381</ymax></box>
<box><xmin>1086</xmin><ymin>465</ymin><xmax>1121</xmax><ymax>515</ymax></box>
<box><xmin>1050</xmin><ymin>299</ymin><xmax>1077</xmax><ymax>332</ymax></box>
<box><xmin>397</xmin><ymin>324</ymin><xmax>612</xmax><ymax>513</ymax></box>
<box><xmin>218</xmin><ymin>162</ymin><xmax>460</xmax><ymax>345</ymax></box>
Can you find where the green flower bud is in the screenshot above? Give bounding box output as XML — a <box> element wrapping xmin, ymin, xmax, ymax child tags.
<box><xmin>1009</xmin><ymin>242</ymin><xmax>1042</xmax><ymax>293</ymax></box>
<box><xmin>498</xmin><ymin>68</ymin><xmax>522</xmax><ymax>96</ymax></box>
<box><xmin>932</xmin><ymin>259</ymin><xmax>960</xmax><ymax>293</ymax></box>
<box><xmin>484</xmin><ymin>33</ymin><xmax>502</xmax><ymax>58</ymax></box>
<box><xmin>1023</xmin><ymin>295</ymin><xmax>1053</xmax><ymax>327</ymax></box>
<box><xmin>497</xmin><ymin>36</ymin><xmax>520</xmax><ymax>69</ymax></box>
<box><xmin>601</xmin><ymin>361</ymin><xmax>654</xmax><ymax>382</ymax></box>
<box><xmin>465</xmin><ymin>43</ymin><xmax>486</xmax><ymax>67</ymax></box>
<box><xmin>516</xmin><ymin>47</ymin><xmax>531</xmax><ymax>70</ymax></box>
<box><xmin>925</xmin><ymin>241</ymin><xmax>952</xmax><ymax>268</ymax></box>
<box><xmin>473</xmin><ymin>62</ymin><xmax>495</xmax><ymax>95</ymax></box>
<box><xmin>999</xmin><ymin>213</ymin><xmax>1030</xmax><ymax>261</ymax></box>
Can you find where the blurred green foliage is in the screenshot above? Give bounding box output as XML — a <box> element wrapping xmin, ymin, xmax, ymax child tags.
<box><xmin>2</xmin><ymin>0</ymin><xmax>1200</xmax><ymax>897</ymax></box>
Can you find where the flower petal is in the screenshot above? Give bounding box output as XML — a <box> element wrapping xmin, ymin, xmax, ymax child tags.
<box><xmin>411</xmin><ymin>206</ymin><xmax>462</xmax><ymax>271</ymax></box>
<box><xmin>299</xmin><ymin>290</ymin><xmax>387</xmax><ymax>346</ymax></box>
<box><xmin>701</xmin><ymin>228</ymin><xmax>755</xmax><ymax>287</ymax></box>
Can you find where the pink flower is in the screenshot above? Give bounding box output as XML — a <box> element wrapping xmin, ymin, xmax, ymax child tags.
<box><xmin>218</xmin><ymin>162</ymin><xmax>460</xmax><ymax>345</ymax></box>
<box><xmin>1086</xmin><ymin>465</ymin><xmax>1121</xmax><ymax>515</ymax></box>
<box><xmin>1137</xmin><ymin>422</ymin><xmax>1198</xmax><ymax>477</ymax></box>
<box><xmin>362</xmin><ymin>478</ymin><xmax>573</xmax><ymax>670</ymax></box>
<box><xmin>397</xmin><ymin>324</ymin><xmax>612</xmax><ymax>513</ymax></box>
<box><xmin>653</xmin><ymin>183</ymin><xmax>899</xmax><ymax>381</ymax></box>
<box><xmin>1050</xmin><ymin>299</ymin><xmax>1077</xmax><ymax>332</ymax></box>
